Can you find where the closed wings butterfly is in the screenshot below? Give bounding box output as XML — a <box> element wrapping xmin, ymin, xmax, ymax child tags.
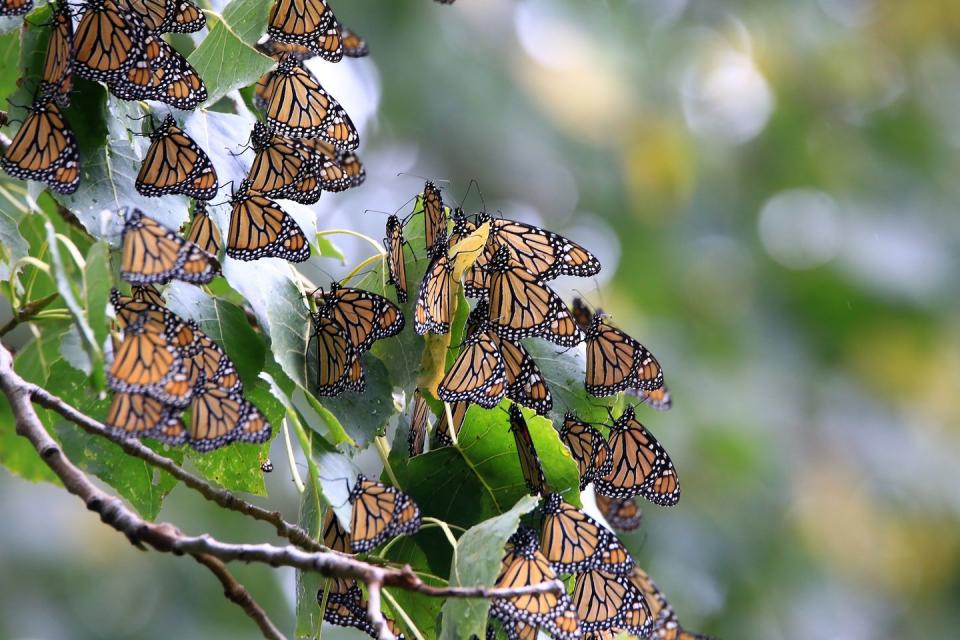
<box><xmin>559</xmin><ymin>413</ymin><xmax>612</xmax><ymax>490</ymax></box>
<box><xmin>74</xmin><ymin>0</ymin><xmax>146</xmax><ymax>82</ymax></box>
<box><xmin>628</xmin><ymin>567</ymin><xmax>716</xmax><ymax>640</ymax></box>
<box><xmin>348</xmin><ymin>474</ymin><xmax>421</xmax><ymax>553</ymax></box>
<box><xmin>0</xmin><ymin>95</ymin><xmax>79</xmax><ymax>194</ymax></box>
<box><xmin>414</xmin><ymin>229</ymin><xmax>453</xmax><ymax>335</ymax></box>
<box><xmin>594</xmin><ymin>405</ymin><xmax>680</xmax><ymax>506</ymax></box>
<box><xmin>540</xmin><ymin>491</ymin><xmax>634</xmax><ymax>575</ymax></box>
<box><xmin>126</xmin><ymin>0</ymin><xmax>206</xmax><ymax>33</ymax></box>
<box><xmin>508</xmin><ymin>404</ymin><xmax>546</xmax><ymax>496</ymax></box>
<box><xmin>572</xmin><ymin>568</ymin><xmax>652</xmax><ymax>636</ymax></box>
<box><xmin>313</xmin><ymin>283</ymin><xmax>404</xmax><ymax>353</ymax></box>
<box><xmin>40</xmin><ymin>3</ymin><xmax>74</xmax><ymax>106</ymax></box>
<box><xmin>227</xmin><ymin>180</ymin><xmax>311</xmax><ymax>262</ymax></box>
<box><xmin>136</xmin><ymin>115</ymin><xmax>217</xmax><ymax>199</ymax></box>
<box><xmin>120</xmin><ymin>208</ymin><xmax>218</xmax><ymax>285</ymax></box>
<box><xmin>384</xmin><ymin>215</ymin><xmax>409</xmax><ymax>303</ymax></box>
<box><xmin>185</xmin><ymin>202</ymin><xmax>223</xmax><ymax>257</ymax></box>
<box><xmin>268</xmin><ymin>0</ymin><xmax>343</xmax><ymax>62</ymax></box>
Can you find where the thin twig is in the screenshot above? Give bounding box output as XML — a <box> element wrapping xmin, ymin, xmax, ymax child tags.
<box><xmin>193</xmin><ymin>554</ymin><xmax>285</xmax><ymax>640</ymax></box>
<box><xmin>0</xmin><ymin>291</ymin><xmax>60</xmax><ymax>337</ymax></box>
<box><xmin>27</xmin><ymin>382</ymin><xmax>326</xmax><ymax>553</ymax></box>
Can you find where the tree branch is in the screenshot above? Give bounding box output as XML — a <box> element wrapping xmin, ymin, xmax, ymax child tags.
<box><xmin>0</xmin><ymin>345</ymin><xmax>568</xmax><ymax>638</ymax></box>
<box><xmin>27</xmin><ymin>380</ymin><xmax>326</xmax><ymax>553</ymax></box>
<box><xmin>193</xmin><ymin>554</ymin><xmax>285</xmax><ymax>640</ymax></box>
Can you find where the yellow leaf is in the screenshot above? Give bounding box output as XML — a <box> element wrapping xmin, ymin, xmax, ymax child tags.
<box><xmin>449</xmin><ymin>221</ymin><xmax>490</xmax><ymax>281</ymax></box>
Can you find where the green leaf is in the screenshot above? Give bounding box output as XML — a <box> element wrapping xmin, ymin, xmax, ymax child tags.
<box><xmin>187</xmin><ymin>441</ymin><xmax>270</xmax><ymax>496</ymax></box>
<box><xmin>314</xmin><ymin>234</ymin><xmax>346</xmax><ymax>263</ymax></box>
<box><xmin>314</xmin><ymin>353</ymin><xmax>394</xmax><ymax>449</ymax></box>
<box><xmin>0</xmin><ymin>28</ymin><xmax>20</xmax><ymax>105</ymax></box>
<box><xmin>164</xmin><ymin>282</ymin><xmax>267</xmax><ymax>385</ymax></box>
<box><xmin>0</xmin><ymin>394</ymin><xmax>60</xmax><ymax>485</ymax></box>
<box><xmin>395</xmin><ymin>404</ymin><xmax>580</xmax><ymax>533</ymax></box>
<box><xmin>43</xmin><ymin>222</ymin><xmax>103</xmax><ymax>386</ymax></box>
<box><xmin>44</xmin><ymin>361</ymin><xmax>182</xmax><ymax>519</ymax></box>
<box><xmin>440</xmin><ymin>495</ymin><xmax>541</xmax><ymax>640</ymax></box>
<box><xmin>0</xmin><ymin>182</ymin><xmax>31</xmax><ymax>280</ymax></box>
<box><xmin>221</xmin><ymin>0</ymin><xmax>272</xmax><ymax>45</ymax></box>
<box><xmin>187</xmin><ymin>13</ymin><xmax>275</xmax><ymax>107</ymax></box>
<box><xmin>83</xmin><ymin>242</ymin><xmax>111</xmax><ymax>374</ymax></box>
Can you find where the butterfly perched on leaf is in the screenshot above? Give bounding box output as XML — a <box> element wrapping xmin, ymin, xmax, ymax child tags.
<box><xmin>185</xmin><ymin>201</ymin><xmax>223</xmax><ymax>257</ymax></box>
<box><xmin>572</xmin><ymin>298</ymin><xmax>667</xmax><ymax>400</ymax></box>
<box><xmin>73</xmin><ymin>0</ymin><xmax>147</xmax><ymax>83</ymax></box>
<box><xmin>454</xmin><ymin>210</ymin><xmax>601</xmax><ymax>299</ymax></box>
<box><xmin>489</xmin><ymin>526</ymin><xmax>580</xmax><ymax>639</ymax></box>
<box><xmin>227</xmin><ymin>179</ymin><xmax>311</xmax><ymax>263</ymax></box>
<box><xmin>384</xmin><ymin>215</ymin><xmax>409</xmax><ymax>303</ymax></box>
<box><xmin>120</xmin><ymin>207</ymin><xmax>219</xmax><ymax>286</ymax></box>
<box><xmin>126</xmin><ymin>0</ymin><xmax>206</xmax><ymax>33</ymax></box>
<box><xmin>108</xmin><ymin>33</ymin><xmax>207</xmax><ymax>109</ymax></box>
<box><xmin>408</xmin><ymin>390</ymin><xmax>430</xmax><ymax>456</ymax></box>
<box><xmin>414</xmin><ymin>228</ymin><xmax>453</xmax><ymax>335</ymax></box>
<box><xmin>136</xmin><ymin>115</ymin><xmax>217</xmax><ymax>200</ymax></box>
<box><xmin>1</xmin><ymin>94</ymin><xmax>79</xmax><ymax>194</ymax></box>
<box><xmin>571</xmin><ymin>567</ymin><xmax>652</xmax><ymax>636</ymax></box>
<box><xmin>594</xmin><ymin>405</ymin><xmax>679</xmax><ymax>506</ymax></box>
<box><xmin>39</xmin><ymin>2</ymin><xmax>74</xmax><ymax>106</ymax></box>
<box><xmin>348</xmin><ymin>474</ymin><xmax>422</xmax><ymax>553</ymax></box>
<box><xmin>559</xmin><ymin>413</ymin><xmax>613</xmax><ymax>491</ymax></box>
<box><xmin>486</xmin><ymin>244</ymin><xmax>582</xmax><ymax>346</ymax></box>
<box><xmin>508</xmin><ymin>404</ymin><xmax>546</xmax><ymax>496</ymax></box>
<box><xmin>268</xmin><ymin>0</ymin><xmax>343</xmax><ymax>62</ymax></box>
<box><xmin>540</xmin><ymin>491</ymin><xmax>634</xmax><ymax>576</ymax></box>
<box><xmin>259</xmin><ymin>55</ymin><xmax>359</xmax><ymax>148</ymax></box>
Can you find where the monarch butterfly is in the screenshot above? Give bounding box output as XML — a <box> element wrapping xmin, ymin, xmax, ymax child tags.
<box><xmin>104</xmin><ymin>391</ymin><xmax>182</xmax><ymax>441</ymax></box>
<box><xmin>1</xmin><ymin>95</ymin><xmax>79</xmax><ymax>194</ymax></box>
<box><xmin>109</xmin><ymin>34</ymin><xmax>207</xmax><ymax>109</ymax></box>
<box><xmin>438</xmin><ymin>328</ymin><xmax>506</xmax><ymax>408</ymax></box>
<box><xmin>594</xmin><ymin>406</ymin><xmax>679</xmax><ymax>506</ymax></box>
<box><xmin>74</xmin><ymin>0</ymin><xmax>146</xmax><ymax>82</ymax></box>
<box><xmin>227</xmin><ymin>180</ymin><xmax>311</xmax><ymax>262</ymax></box>
<box><xmin>490</xmin><ymin>527</ymin><xmax>579</xmax><ymax>638</ymax></box>
<box><xmin>508</xmin><ymin>404</ymin><xmax>546</xmax><ymax>496</ymax></box>
<box><xmin>348</xmin><ymin>474</ymin><xmax>422</xmax><ymax>553</ymax></box>
<box><xmin>540</xmin><ymin>492</ymin><xmax>633</xmax><ymax>575</ymax></box>
<box><xmin>267</xmin><ymin>0</ymin><xmax>343</xmax><ymax>62</ymax></box>
<box><xmin>628</xmin><ymin>567</ymin><xmax>715</xmax><ymax>640</ymax></box>
<box><xmin>434</xmin><ymin>400</ymin><xmax>466</xmax><ymax>447</ymax></box>
<box><xmin>408</xmin><ymin>390</ymin><xmax>429</xmax><ymax>456</ymax></box>
<box><xmin>247</xmin><ymin>122</ymin><xmax>322</xmax><ymax>203</ymax></box>
<box><xmin>422</xmin><ymin>181</ymin><xmax>446</xmax><ymax>254</ymax></box>
<box><xmin>308</xmin><ymin>310</ymin><xmax>357</xmax><ymax>396</ymax></box>
<box><xmin>256</xmin><ymin>38</ymin><xmax>313</xmax><ymax>61</ymax></box>
<box><xmin>414</xmin><ymin>229</ymin><xmax>453</xmax><ymax>335</ymax></box>
<box><xmin>313</xmin><ymin>283</ymin><xmax>405</xmax><ymax>353</ymax></box>
<box><xmin>184</xmin><ymin>331</ymin><xmax>243</xmax><ymax>395</ymax></box>
<box><xmin>264</xmin><ymin>55</ymin><xmax>359</xmax><ymax>148</ymax></box>
<box><xmin>108</xmin><ymin>299</ymin><xmax>195</xmax><ymax>407</ymax></box>
<box><xmin>493</xmin><ymin>330</ymin><xmax>552</xmax><ymax>416</ymax></box>
<box><xmin>571</xmin><ymin>568</ymin><xmax>652</xmax><ymax>636</ymax></box>
<box><xmin>303</xmin><ymin>137</ymin><xmax>365</xmax><ymax>187</ymax></box>
<box><xmin>595</xmin><ymin>494</ymin><xmax>643</xmax><ymax>532</ymax></box>
<box><xmin>384</xmin><ymin>215</ymin><xmax>409</xmax><ymax>303</ymax></box>
<box><xmin>464</xmin><ymin>212</ymin><xmax>601</xmax><ymax>298</ymax></box>
<box><xmin>559</xmin><ymin>413</ymin><xmax>612</xmax><ymax>491</ymax></box>
<box><xmin>319</xmin><ymin>507</ymin><xmax>371</xmax><ymax>617</ymax></box>
<box><xmin>126</xmin><ymin>0</ymin><xmax>205</xmax><ymax>33</ymax></box>
<box><xmin>486</xmin><ymin>244</ymin><xmax>582</xmax><ymax>346</ymax></box>
<box><xmin>121</xmin><ymin>208</ymin><xmax>218</xmax><ymax>286</ymax></box>
<box><xmin>136</xmin><ymin>115</ymin><xmax>217</xmax><ymax>199</ymax></box>
<box><xmin>341</xmin><ymin>27</ymin><xmax>369</xmax><ymax>58</ymax></box>
<box><xmin>572</xmin><ymin>297</ymin><xmax>666</xmax><ymax>399</ymax></box>
<box><xmin>186</xmin><ymin>202</ymin><xmax>223</xmax><ymax>257</ymax></box>
<box><xmin>40</xmin><ymin>3</ymin><xmax>74</xmax><ymax>106</ymax></box>
<box><xmin>0</xmin><ymin>0</ymin><xmax>31</xmax><ymax>16</ymax></box>
<box><xmin>177</xmin><ymin>380</ymin><xmax>271</xmax><ymax>451</ymax></box>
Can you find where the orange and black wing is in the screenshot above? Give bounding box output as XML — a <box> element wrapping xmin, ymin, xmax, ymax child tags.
<box><xmin>227</xmin><ymin>180</ymin><xmax>310</xmax><ymax>262</ymax></box>
<box><xmin>487</xmin><ymin>244</ymin><xmax>582</xmax><ymax>347</ymax></box>
<box><xmin>572</xmin><ymin>568</ymin><xmax>652</xmax><ymax>636</ymax></box>
<box><xmin>186</xmin><ymin>381</ymin><xmax>271</xmax><ymax>452</ymax></box>
<box><xmin>408</xmin><ymin>390</ymin><xmax>430</xmax><ymax>456</ymax></box>
<box><xmin>422</xmin><ymin>181</ymin><xmax>446</xmax><ymax>253</ymax></box>
<box><xmin>508</xmin><ymin>404</ymin><xmax>545</xmax><ymax>496</ymax></box>
<box><xmin>348</xmin><ymin>474</ymin><xmax>421</xmax><ymax>553</ymax></box>
<box><xmin>265</xmin><ymin>55</ymin><xmax>358</xmax><ymax>147</ymax></box>
<box><xmin>340</xmin><ymin>27</ymin><xmax>369</xmax><ymax>57</ymax></box>
<box><xmin>595</xmin><ymin>494</ymin><xmax>643</xmax><ymax>532</ymax></box>
<box><xmin>74</xmin><ymin>0</ymin><xmax>146</xmax><ymax>82</ymax></box>
<box><xmin>136</xmin><ymin>115</ymin><xmax>217</xmax><ymax>199</ymax></box>
<box><xmin>385</xmin><ymin>215</ymin><xmax>409</xmax><ymax>303</ymax></box>
<box><xmin>0</xmin><ymin>0</ymin><xmax>32</xmax><ymax>16</ymax></box>
<box><xmin>121</xmin><ymin>208</ymin><xmax>218</xmax><ymax>285</ymax></box>
<box><xmin>486</xmin><ymin>214</ymin><xmax>601</xmax><ymax>281</ymax></box>
<box><xmin>594</xmin><ymin>405</ymin><xmax>679</xmax><ymax>506</ymax></box>
<box><xmin>414</xmin><ymin>236</ymin><xmax>453</xmax><ymax>335</ymax></box>
<box><xmin>434</xmin><ymin>400</ymin><xmax>467</xmax><ymax>448</ymax></box>
<box><xmin>315</xmin><ymin>283</ymin><xmax>404</xmax><ymax>353</ymax></box>
<box><xmin>540</xmin><ymin>491</ymin><xmax>633</xmax><ymax>575</ymax></box>
<box><xmin>496</xmin><ymin>334</ymin><xmax>552</xmax><ymax>415</ymax></box>
<box><xmin>1</xmin><ymin>96</ymin><xmax>79</xmax><ymax>194</ymax></box>
<box><xmin>40</xmin><ymin>3</ymin><xmax>74</xmax><ymax>105</ymax></box>
<box><xmin>584</xmin><ymin>314</ymin><xmax>663</xmax><ymax>397</ymax></box>
<box><xmin>309</xmin><ymin>312</ymin><xmax>355</xmax><ymax>396</ymax></box>
<box><xmin>186</xmin><ymin>202</ymin><xmax>223</xmax><ymax>257</ymax></box>
<box><xmin>267</xmin><ymin>0</ymin><xmax>343</xmax><ymax>62</ymax></box>
<box><xmin>438</xmin><ymin>330</ymin><xmax>506</xmax><ymax>409</ymax></box>
<box><xmin>559</xmin><ymin>413</ymin><xmax>612</xmax><ymax>490</ymax></box>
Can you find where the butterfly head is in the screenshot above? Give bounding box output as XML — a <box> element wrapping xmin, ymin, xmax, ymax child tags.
<box><xmin>275</xmin><ymin>53</ymin><xmax>301</xmax><ymax>74</ymax></box>
<box><xmin>507</xmin><ymin>525</ymin><xmax>540</xmax><ymax>556</ymax></box>
<box><xmin>489</xmin><ymin>242</ymin><xmax>512</xmax><ymax>271</ymax></box>
<box><xmin>250</xmin><ymin>121</ymin><xmax>274</xmax><ymax>150</ymax></box>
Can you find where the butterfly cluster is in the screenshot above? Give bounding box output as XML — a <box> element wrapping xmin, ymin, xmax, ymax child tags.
<box><xmin>106</xmin><ymin>208</ymin><xmax>271</xmax><ymax>451</ymax></box>
<box><xmin>318</xmin><ymin>475</ymin><xmax>421</xmax><ymax>639</ymax></box>
<box><xmin>484</xmin><ymin>497</ymin><xmax>714</xmax><ymax>640</ymax></box>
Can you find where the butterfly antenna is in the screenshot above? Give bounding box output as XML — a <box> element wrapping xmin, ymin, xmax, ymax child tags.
<box><xmin>396</xmin><ymin>171</ymin><xmax>451</xmax><ymax>184</ymax></box>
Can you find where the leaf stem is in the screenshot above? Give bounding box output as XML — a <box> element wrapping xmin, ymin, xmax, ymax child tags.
<box><xmin>374</xmin><ymin>435</ymin><xmax>400</xmax><ymax>487</ymax></box>
<box><xmin>422</xmin><ymin>517</ymin><xmax>460</xmax><ymax>550</ymax></box>
<box><xmin>381</xmin><ymin>588</ymin><xmax>426</xmax><ymax>640</ymax></box>
<box><xmin>282</xmin><ymin>417</ymin><xmax>306</xmax><ymax>494</ymax></box>
<box><xmin>0</xmin><ymin>291</ymin><xmax>59</xmax><ymax>337</ymax></box>
<box><xmin>316</xmin><ymin>229</ymin><xmax>386</xmax><ymax>257</ymax></box>
<box><xmin>342</xmin><ymin>253</ymin><xmax>385</xmax><ymax>286</ymax></box>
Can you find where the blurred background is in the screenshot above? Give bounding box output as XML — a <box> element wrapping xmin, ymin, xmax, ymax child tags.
<box><xmin>3</xmin><ymin>0</ymin><xmax>960</xmax><ymax>638</ymax></box>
